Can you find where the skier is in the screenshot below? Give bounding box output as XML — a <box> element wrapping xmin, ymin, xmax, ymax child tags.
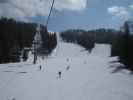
<box><xmin>66</xmin><ymin>58</ymin><xmax>69</xmax><ymax>62</ymax></box>
<box><xmin>39</xmin><ymin>65</ymin><xmax>42</xmax><ymax>70</ymax></box>
<box><xmin>66</xmin><ymin>65</ymin><xmax>70</xmax><ymax>70</ymax></box>
<box><xmin>58</xmin><ymin>71</ymin><xmax>61</xmax><ymax>78</ymax></box>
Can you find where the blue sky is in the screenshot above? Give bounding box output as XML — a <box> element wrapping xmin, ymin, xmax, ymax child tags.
<box><xmin>46</xmin><ymin>0</ymin><xmax>133</xmax><ymax>32</ymax></box>
<box><xmin>46</xmin><ymin>5</ymin><xmax>113</xmax><ymax>32</ymax></box>
<box><xmin>0</xmin><ymin>0</ymin><xmax>133</xmax><ymax>32</ymax></box>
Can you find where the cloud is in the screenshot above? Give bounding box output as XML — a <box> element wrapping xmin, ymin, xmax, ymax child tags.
<box><xmin>107</xmin><ymin>6</ymin><xmax>129</xmax><ymax>20</ymax></box>
<box><xmin>129</xmin><ymin>5</ymin><xmax>133</xmax><ymax>10</ymax></box>
<box><xmin>0</xmin><ymin>0</ymin><xmax>87</xmax><ymax>21</ymax></box>
<box><xmin>0</xmin><ymin>0</ymin><xmax>9</xmax><ymax>3</ymax></box>
<box><xmin>55</xmin><ymin>0</ymin><xmax>87</xmax><ymax>11</ymax></box>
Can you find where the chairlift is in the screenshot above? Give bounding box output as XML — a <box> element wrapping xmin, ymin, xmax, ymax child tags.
<box><xmin>33</xmin><ymin>0</ymin><xmax>55</xmax><ymax>64</ymax></box>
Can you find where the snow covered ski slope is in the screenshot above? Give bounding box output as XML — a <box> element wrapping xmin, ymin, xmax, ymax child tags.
<box><xmin>0</xmin><ymin>42</ymin><xmax>133</xmax><ymax>100</ymax></box>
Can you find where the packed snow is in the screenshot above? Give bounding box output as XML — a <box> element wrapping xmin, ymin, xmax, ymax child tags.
<box><xmin>0</xmin><ymin>41</ymin><xmax>133</xmax><ymax>100</ymax></box>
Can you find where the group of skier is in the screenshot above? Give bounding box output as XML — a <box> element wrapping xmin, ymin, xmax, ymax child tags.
<box><xmin>38</xmin><ymin>58</ymin><xmax>71</xmax><ymax>79</ymax></box>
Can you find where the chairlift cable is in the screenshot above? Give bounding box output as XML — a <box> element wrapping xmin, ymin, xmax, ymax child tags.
<box><xmin>46</xmin><ymin>0</ymin><xmax>55</xmax><ymax>27</ymax></box>
<box><xmin>33</xmin><ymin>0</ymin><xmax>55</xmax><ymax>64</ymax></box>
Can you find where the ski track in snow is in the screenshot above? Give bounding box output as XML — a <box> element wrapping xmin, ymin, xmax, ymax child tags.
<box><xmin>0</xmin><ymin>42</ymin><xmax>133</xmax><ymax>100</ymax></box>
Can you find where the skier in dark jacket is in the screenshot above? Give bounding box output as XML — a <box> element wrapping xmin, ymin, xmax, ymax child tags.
<box><xmin>39</xmin><ymin>65</ymin><xmax>42</xmax><ymax>70</ymax></box>
<box><xmin>58</xmin><ymin>71</ymin><xmax>61</xmax><ymax>78</ymax></box>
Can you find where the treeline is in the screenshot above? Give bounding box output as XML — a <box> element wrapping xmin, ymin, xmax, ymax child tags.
<box><xmin>111</xmin><ymin>21</ymin><xmax>133</xmax><ymax>71</ymax></box>
<box><xmin>90</xmin><ymin>29</ymin><xmax>117</xmax><ymax>44</ymax></box>
<box><xmin>0</xmin><ymin>17</ymin><xmax>36</xmax><ymax>63</ymax></box>
<box><xmin>60</xmin><ymin>29</ymin><xmax>95</xmax><ymax>52</ymax></box>
<box><xmin>60</xmin><ymin>29</ymin><xmax>118</xmax><ymax>52</ymax></box>
<box><xmin>0</xmin><ymin>17</ymin><xmax>57</xmax><ymax>63</ymax></box>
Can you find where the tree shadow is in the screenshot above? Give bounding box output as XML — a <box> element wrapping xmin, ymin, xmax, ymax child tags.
<box><xmin>109</xmin><ymin>61</ymin><xmax>127</xmax><ymax>74</ymax></box>
<box><xmin>109</xmin><ymin>61</ymin><xmax>133</xmax><ymax>75</ymax></box>
<box><xmin>17</xmin><ymin>71</ymin><xmax>28</xmax><ymax>74</ymax></box>
<box><xmin>8</xmin><ymin>63</ymin><xmax>33</xmax><ymax>68</ymax></box>
<box><xmin>8</xmin><ymin>65</ymin><xmax>22</xmax><ymax>68</ymax></box>
<box><xmin>3</xmin><ymin>70</ymin><xmax>14</xmax><ymax>73</ymax></box>
<box><xmin>110</xmin><ymin>65</ymin><xmax>126</xmax><ymax>73</ymax></box>
<box><xmin>3</xmin><ymin>70</ymin><xmax>28</xmax><ymax>74</ymax></box>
